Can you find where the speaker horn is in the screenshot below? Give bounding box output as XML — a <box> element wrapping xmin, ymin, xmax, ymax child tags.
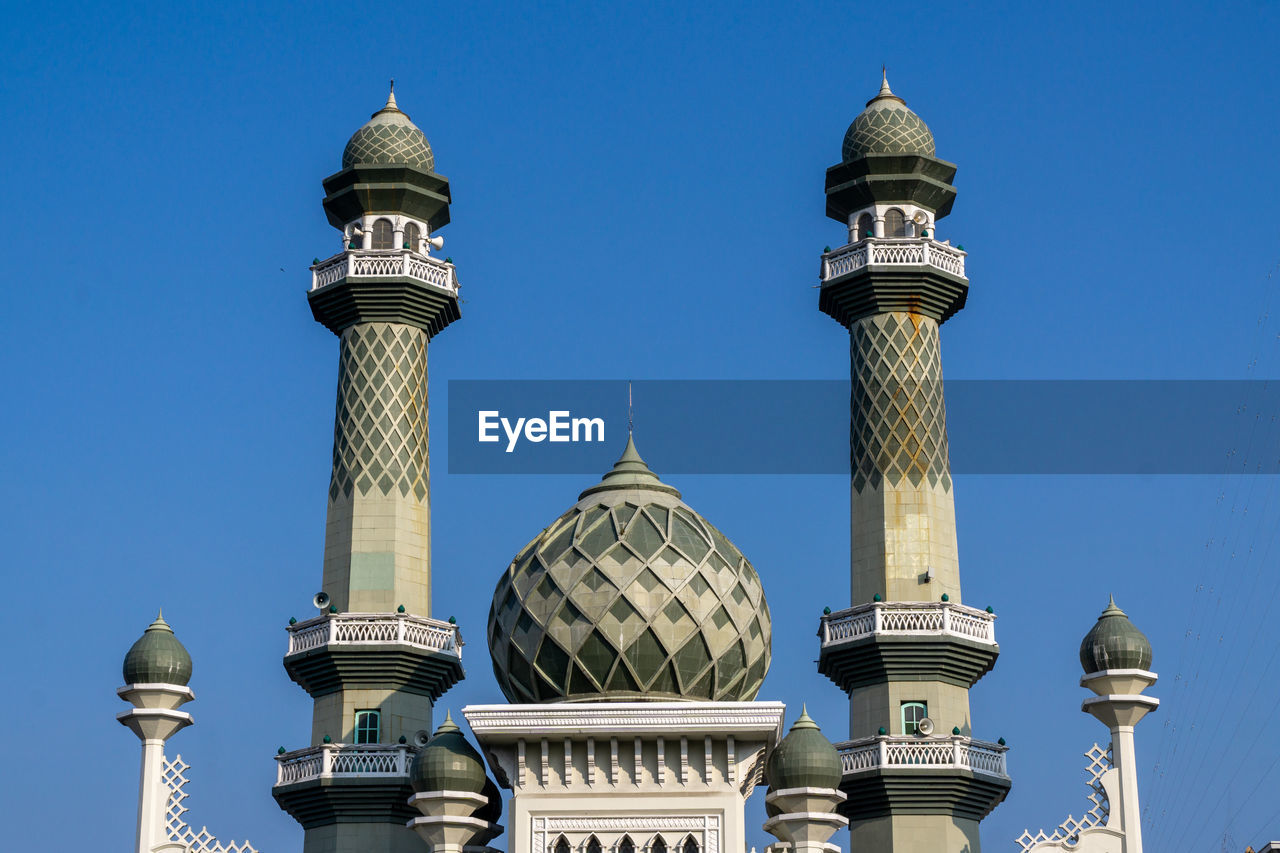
<box><xmin>313</xmin><ymin>592</ymin><xmax>331</xmax><ymax>611</ymax></box>
<box><xmin>426</xmin><ymin>235</ymin><xmax>445</xmax><ymax>251</ymax></box>
<box><xmin>917</xmin><ymin>717</ymin><xmax>935</xmax><ymax>736</ymax></box>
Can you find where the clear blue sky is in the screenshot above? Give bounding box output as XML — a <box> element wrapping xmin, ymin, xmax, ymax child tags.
<box><xmin>3</xmin><ymin>1</ymin><xmax>1279</xmax><ymax>851</ymax></box>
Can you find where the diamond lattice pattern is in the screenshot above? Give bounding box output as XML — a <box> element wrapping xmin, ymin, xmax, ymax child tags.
<box><xmin>843</xmin><ymin>106</ymin><xmax>936</xmax><ymax>161</ymax></box>
<box><xmin>342</xmin><ymin>124</ymin><xmax>435</xmax><ymax>171</ymax></box>
<box><xmin>330</xmin><ymin>323</ymin><xmax>429</xmax><ymax>501</ymax></box>
<box><xmin>487</xmin><ymin>500</ymin><xmax>772</xmax><ymax>702</ymax></box>
<box><xmin>850</xmin><ymin>312</ymin><xmax>952</xmax><ymax>493</ymax></box>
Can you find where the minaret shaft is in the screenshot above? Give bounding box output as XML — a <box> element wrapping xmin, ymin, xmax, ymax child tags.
<box><xmin>322</xmin><ymin>321</ymin><xmax>432</xmax><ymax>616</ymax></box>
<box><xmin>848</xmin><ymin>311</ymin><xmax>962</xmax><ymax>605</ymax></box>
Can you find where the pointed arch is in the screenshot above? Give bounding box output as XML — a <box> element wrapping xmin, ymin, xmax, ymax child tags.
<box><xmin>586</xmin><ymin>836</ymin><xmax>602</xmax><ymax>853</ymax></box>
<box><xmin>682</xmin><ymin>836</ymin><xmax>699</xmax><ymax>853</ymax></box>
<box><xmin>649</xmin><ymin>835</ymin><xmax>668</xmax><ymax>853</ymax></box>
<box><xmin>554</xmin><ymin>836</ymin><xmax>571</xmax><ymax>853</ymax></box>
<box><xmin>618</xmin><ymin>835</ymin><xmax>636</xmax><ymax>853</ymax></box>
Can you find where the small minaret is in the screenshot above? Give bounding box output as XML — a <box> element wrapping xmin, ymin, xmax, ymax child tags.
<box><xmin>762</xmin><ymin>708</ymin><xmax>848</xmax><ymax>853</ymax></box>
<box><xmin>273</xmin><ymin>87</ymin><xmax>466</xmax><ymax>853</ymax></box>
<box><xmin>117</xmin><ymin>613</ymin><xmax>194</xmax><ymax>853</ymax></box>
<box><xmin>1078</xmin><ymin>599</ymin><xmax>1159</xmax><ymax>853</ymax></box>
<box><xmin>814</xmin><ymin>73</ymin><xmax>1009</xmax><ymax>852</ymax></box>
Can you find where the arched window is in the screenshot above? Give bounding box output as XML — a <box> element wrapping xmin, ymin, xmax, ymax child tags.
<box><xmin>554</xmin><ymin>838</ymin><xmax>570</xmax><ymax>853</ymax></box>
<box><xmin>651</xmin><ymin>837</ymin><xmax>668</xmax><ymax>853</ymax></box>
<box><xmin>353</xmin><ymin>709</ymin><xmax>380</xmax><ymax>744</ymax></box>
<box><xmin>884</xmin><ymin>208</ymin><xmax>906</xmax><ymax>238</ymax></box>
<box><xmin>682</xmin><ymin>837</ymin><xmax>699</xmax><ymax>853</ymax></box>
<box><xmin>901</xmin><ymin>701</ymin><xmax>928</xmax><ymax>735</ymax></box>
<box><xmin>586</xmin><ymin>837</ymin><xmax>602</xmax><ymax>853</ymax></box>
<box><xmin>405</xmin><ymin>222</ymin><xmax>421</xmax><ymax>252</ymax></box>
<box><xmin>619</xmin><ymin>836</ymin><xmax>636</xmax><ymax>853</ymax></box>
<box><xmin>371</xmin><ymin>218</ymin><xmax>395</xmax><ymax>250</ymax></box>
<box><xmin>857</xmin><ymin>213</ymin><xmax>874</xmax><ymax>241</ymax></box>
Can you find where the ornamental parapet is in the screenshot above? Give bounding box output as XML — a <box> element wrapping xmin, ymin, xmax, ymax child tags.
<box><xmin>283</xmin><ymin>613</ymin><xmax>465</xmax><ymax>701</ymax></box>
<box><xmin>817</xmin><ymin>602</ymin><xmax>999</xmax><ymax>692</ymax></box>
<box><xmin>833</xmin><ymin>735</ymin><xmax>1011</xmax><ymax>822</ymax></box>
<box><xmin>274</xmin><ymin>743</ymin><xmax>416</xmax><ymax>787</ymax></box>
<box><xmin>272</xmin><ymin>743</ymin><xmax>420</xmax><ymax>829</ymax></box>
<box><xmin>311</xmin><ymin>249</ymin><xmax>458</xmax><ymax>294</ymax></box>
<box><xmin>820</xmin><ymin>237</ymin><xmax>966</xmax><ymax>282</ymax></box>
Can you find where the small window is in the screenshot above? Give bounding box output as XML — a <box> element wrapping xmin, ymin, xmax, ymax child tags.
<box><xmin>651</xmin><ymin>838</ymin><xmax>668</xmax><ymax>853</ymax></box>
<box><xmin>682</xmin><ymin>837</ymin><xmax>699</xmax><ymax>853</ymax></box>
<box><xmin>857</xmin><ymin>213</ymin><xmax>874</xmax><ymax>241</ymax></box>
<box><xmin>901</xmin><ymin>701</ymin><xmax>927</xmax><ymax>736</ymax></box>
<box><xmin>405</xmin><ymin>222</ymin><xmax>421</xmax><ymax>251</ymax></box>
<box><xmin>884</xmin><ymin>208</ymin><xmax>906</xmax><ymax>238</ymax></box>
<box><xmin>354</xmin><ymin>709</ymin><xmax>380</xmax><ymax>744</ymax></box>
<box><xmin>587</xmin><ymin>837</ymin><xmax>602</xmax><ymax>853</ymax></box>
<box><xmin>619</xmin><ymin>837</ymin><xmax>636</xmax><ymax>853</ymax></box>
<box><xmin>555</xmin><ymin>838</ymin><xmax>571</xmax><ymax>853</ymax></box>
<box><xmin>371</xmin><ymin>218</ymin><xmax>395</xmax><ymax>250</ymax></box>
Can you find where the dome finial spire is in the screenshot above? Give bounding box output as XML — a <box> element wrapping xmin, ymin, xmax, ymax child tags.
<box><xmin>881</xmin><ymin>65</ymin><xmax>891</xmax><ymax>96</ymax></box>
<box><xmin>384</xmin><ymin>79</ymin><xmax>398</xmax><ymax>112</ymax></box>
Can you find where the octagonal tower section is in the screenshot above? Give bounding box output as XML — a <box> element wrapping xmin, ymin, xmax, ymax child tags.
<box><xmin>814</xmin><ymin>72</ymin><xmax>1010</xmax><ymax>853</ymax></box>
<box><xmin>273</xmin><ymin>87</ymin><xmax>465</xmax><ymax>853</ymax></box>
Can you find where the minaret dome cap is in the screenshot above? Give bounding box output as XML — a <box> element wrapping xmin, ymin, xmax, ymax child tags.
<box><xmin>341</xmin><ymin>84</ymin><xmax>436</xmax><ymax>172</ymax></box>
<box><xmin>766</xmin><ymin>706</ymin><xmax>842</xmax><ymax>790</ymax></box>
<box><xmin>122</xmin><ymin>611</ymin><xmax>193</xmax><ymax>686</ymax></box>
<box><xmin>841</xmin><ymin>70</ymin><xmax>937</xmax><ymax>161</ymax></box>
<box><xmin>408</xmin><ymin>711</ymin><xmax>488</xmax><ymax>794</ymax></box>
<box><xmin>1079</xmin><ymin>596</ymin><xmax>1153</xmax><ymax>673</ymax></box>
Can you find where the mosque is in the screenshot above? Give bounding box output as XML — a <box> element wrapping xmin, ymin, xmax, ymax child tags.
<box><xmin>114</xmin><ymin>77</ymin><xmax>1170</xmax><ymax>853</ymax></box>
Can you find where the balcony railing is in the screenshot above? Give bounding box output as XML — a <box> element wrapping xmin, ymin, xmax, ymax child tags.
<box><xmin>819</xmin><ymin>601</ymin><xmax>996</xmax><ymax>646</ymax></box>
<box><xmin>286</xmin><ymin>612</ymin><xmax>462</xmax><ymax>658</ymax></box>
<box><xmin>311</xmin><ymin>250</ymin><xmax>458</xmax><ymax>294</ymax></box>
<box><xmin>274</xmin><ymin>743</ymin><xmax>415</xmax><ymax>786</ymax></box>
<box><xmin>837</xmin><ymin>735</ymin><xmax>1009</xmax><ymax>779</ymax></box>
<box><xmin>820</xmin><ymin>237</ymin><xmax>966</xmax><ymax>282</ymax></box>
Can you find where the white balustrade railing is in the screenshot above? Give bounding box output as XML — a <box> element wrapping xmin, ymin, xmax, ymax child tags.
<box><xmin>820</xmin><ymin>238</ymin><xmax>966</xmax><ymax>281</ymax></box>
<box><xmin>819</xmin><ymin>601</ymin><xmax>996</xmax><ymax>646</ymax></box>
<box><xmin>287</xmin><ymin>612</ymin><xmax>462</xmax><ymax>658</ymax></box>
<box><xmin>311</xmin><ymin>250</ymin><xmax>458</xmax><ymax>293</ymax></box>
<box><xmin>275</xmin><ymin>743</ymin><xmax>415</xmax><ymax>786</ymax></box>
<box><xmin>837</xmin><ymin>736</ymin><xmax>1008</xmax><ymax>779</ymax></box>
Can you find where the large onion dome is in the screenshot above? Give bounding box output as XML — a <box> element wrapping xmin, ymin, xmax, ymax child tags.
<box><xmin>123</xmin><ymin>611</ymin><xmax>192</xmax><ymax>686</ymax></box>
<box><xmin>1079</xmin><ymin>597</ymin><xmax>1153</xmax><ymax>673</ymax></box>
<box><xmin>409</xmin><ymin>712</ymin><xmax>488</xmax><ymax>794</ymax></box>
<box><xmin>487</xmin><ymin>437</ymin><xmax>772</xmax><ymax>703</ymax></box>
<box><xmin>767</xmin><ymin>707</ymin><xmax>841</xmax><ymax>791</ymax></box>
<box><xmin>842</xmin><ymin>71</ymin><xmax>936</xmax><ymax>162</ymax></box>
<box><xmin>342</xmin><ymin>88</ymin><xmax>435</xmax><ymax>172</ymax></box>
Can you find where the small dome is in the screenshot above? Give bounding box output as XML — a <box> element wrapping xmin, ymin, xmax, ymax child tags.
<box><xmin>342</xmin><ymin>88</ymin><xmax>435</xmax><ymax>172</ymax></box>
<box><xmin>487</xmin><ymin>436</ymin><xmax>772</xmax><ymax>703</ymax></box>
<box><xmin>123</xmin><ymin>611</ymin><xmax>193</xmax><ymax>686</ymax></box>
<box><xmin>409</xmin><ymin>712</ymin><xmax>488</xmax><ymax>794</ymax></box>
<box><xmin>767</xmin><ymin>707</ymin><xmax>841</xmax><ymax>790</ymax></box>
<box><xmin>842</xmin><ymin>71</ymin><xmax>936</xmax><ymax>162</ymax></box>
<box><xmin>1079</xmin><ymin>597</ymin><xmax>1153</xmax><ymax>673</ymax></box>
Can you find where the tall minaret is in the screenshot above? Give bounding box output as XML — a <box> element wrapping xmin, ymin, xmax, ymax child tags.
<box><xmin>272</xmin><ymin>87</ymin><xmax>466</xmax><ymax>853</ymax></box>
<box><xmin>815</xmin><ymin>73</ymin><xmax>1010</xmax><ymax>852</ymax></box>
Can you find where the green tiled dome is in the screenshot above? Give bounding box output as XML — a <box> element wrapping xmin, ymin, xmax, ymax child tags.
<box><xmin>409</xmin><ymin>712</ymin><xmax>488</xmax><ymax>794</ymax></box>
<box><xmin>341</xmin><ymin>90</ymin><xmax>435</xmax><ymax>172</ymax></box>
<box><xmin>123</xmin><ymin>612</ymin><xmax>193</xmax><ymax>686</ymax></box>
<box><xmin>487</xmin><ymin>437</ymin><xmax>772</xmax><ymax>703</ymax></box>
<box><xmin>842</xmin><ymin>73</ymin><xmax>936</xmax><ymax>162</ymax></box>
<box><xmin>1079</xmin><ymin>597</ymin><xmax>1153</xmax><ymax>673</ymax></box>
<box><xmin>767</xmin><ymin>708</ymin><xmax>841</xmax><ymax>790</ymax></box>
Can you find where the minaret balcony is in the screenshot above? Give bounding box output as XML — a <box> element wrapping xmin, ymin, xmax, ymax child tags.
<box><xmin>311</xmin><ymin>249</ymin><xmax>458</xmax><ymax>294</ymax></box>
<box><xmin>834</xmin><ymin>734</ymin><xmax>1011</xmax><ymax>822</ymax></box>
<box><xmin>273</xmin><ymin>742</ymin><xmax>419</xmax><ymax>829</ymax></box>
<box><xmin>817</xmin><ymin>238</ymin><xmax>969</xmax><ymax>326</ymax></box>
<box><xmin>283</xmin><ymin>612</ymin><xmax>465</xmax><ymax>701</ymax></box>
<box><xmin>820</xmin><ymin>237</ymin><xmax>966</xmax><ymax>282</ymax></box>
<box><xmin>817</xmin><ymin>602</ymin><xmax>999</xmax><ymax>692</ymax></box>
